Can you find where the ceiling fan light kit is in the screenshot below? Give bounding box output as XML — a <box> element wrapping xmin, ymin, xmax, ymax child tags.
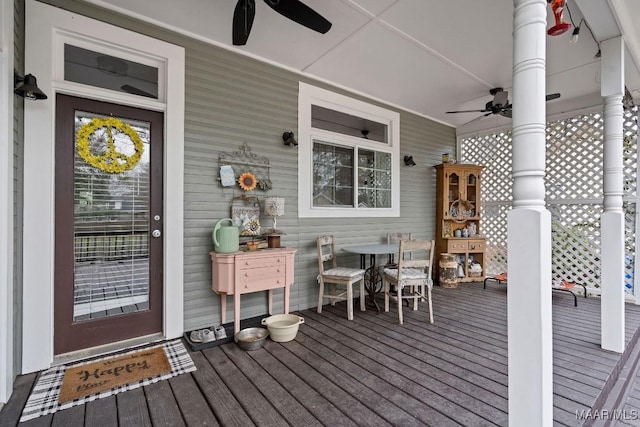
<box><xmin>233</xmin><ymin>0</ymin><xmax>332</xmax><ymax>46</ymax></box>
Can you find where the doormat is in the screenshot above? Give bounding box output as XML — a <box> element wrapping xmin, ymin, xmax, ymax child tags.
<box><xmin>19</xmin><ymin>340</ymin><xmax>195</xmax><ymax>422</ymax></box>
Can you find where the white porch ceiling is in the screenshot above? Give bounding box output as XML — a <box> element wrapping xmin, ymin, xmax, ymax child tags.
<box><xmin>84</xmin><ymin>0</ymin><xmax>640</xmax><ymax>134</ymax></box>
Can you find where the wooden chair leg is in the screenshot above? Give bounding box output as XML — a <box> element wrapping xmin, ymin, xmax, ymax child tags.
<box><xmin>347</xmin><ymin>282</ymin><xmax>354</xmax><ymax>320</ymax></box>
<box><xmin>384</xmin><ymin>277</ymin><xmax>390</xmax><ymax>312</ymax></box>
<box><xmin>330</xmin><ymin>284</ymin><xmax>337</xmax><ymax>306</ymax></box>
<box><xmin>397</xmin><ymin>286</ymin><xmax>403</xmax><ymax>324</ymax></box>
<box><xmin>359</xmin><ymin>278</ymin><xmax>366</xmax><ymax>312</ymax></box>
<box><xmin>413</xmin><ymin>286</ymin><xmax>418</xmax><ymax>311</ymax></box>
<box><xmin>317</xmin><ymin>280</ymin><xmax>324</xmax><ymax>314</ymax></box>
<box><xmin>427</xmin><ymin>287</ymin><xmax>434</xmax><ymax>324</ymax></box>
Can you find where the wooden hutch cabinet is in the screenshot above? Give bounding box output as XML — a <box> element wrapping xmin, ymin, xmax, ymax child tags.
<box><xmin>434</xmin><ymin>163</ymin><xmax>485</xmax><ymax>283</ymax></box>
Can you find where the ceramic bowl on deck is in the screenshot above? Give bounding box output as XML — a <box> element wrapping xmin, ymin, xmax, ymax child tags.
<box><xmin>260</xmin><ymin>314</ymin><xmax>304</xmax><ymax>342</ymax></box>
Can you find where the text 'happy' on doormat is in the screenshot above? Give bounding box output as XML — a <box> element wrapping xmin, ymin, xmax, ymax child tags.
<box><xmin>20</xmin><ymin>339</ymin><xmax>196</xmax><ymax>422</ymax></box>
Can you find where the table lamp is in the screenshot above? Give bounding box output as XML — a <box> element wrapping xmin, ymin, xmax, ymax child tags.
<box><xmin>264</xmin><ymin>197</ymin><xmax>285</xmax><ymax>248</ymax></box>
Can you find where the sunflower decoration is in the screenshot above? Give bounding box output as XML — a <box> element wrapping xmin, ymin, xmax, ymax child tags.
<box><xmin>242</xmin><ymin>218</ymin><xmax>261</xmax><ymax>236</ymax></box>
<box><xmin>238</xmin><ymin>172</ymin><xmax>257</xmax><ymax>191</ymax></box>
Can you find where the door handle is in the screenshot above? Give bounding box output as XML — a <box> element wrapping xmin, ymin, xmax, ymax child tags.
<box><xmin>152</xmin><ymin>229</ymin><xmax>162</xmax><ymax>238</ymax></box>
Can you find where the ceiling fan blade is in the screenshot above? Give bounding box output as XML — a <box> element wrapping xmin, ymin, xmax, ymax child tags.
<box><xmin>446</xmin><ymin>109</ymin><xmax>489</xmax><ymax>114</ymax></box>
<box><xmin>545</xmin><ymin>93</ymin><xmax>561</xmax><ymax>101</ymax></box>
<box><xmin>121</xmin><ymin>85</ymin><xmax>155</xmax><ymax>98</ymax></box>
<box><xmin>233</xmin><ymin>0</ymin><xmax>256</xmax><ymax>45</ymax></box>
<box><xmin>263</xmin><ymin>0</ymin><xmax>332</xmax><ymax>34</ymax></box>
<box><xmin>460</xmin><ymin>112</ymin><xmax>493</xmax><ymax>127</ymax></box>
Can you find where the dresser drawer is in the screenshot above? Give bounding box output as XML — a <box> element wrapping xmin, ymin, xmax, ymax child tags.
<box><xmin>238</xmin><ymin>265</ymin><xmax>286</xmax><ymax>292</ymax></box>
<box><xmin>238</xmin><ymin>256</ymin><xmax>286</xmax><ymax>269</ymax></box>
<box><xmin>468</xmin><ymin>240</ymin><xmax>485</xmax><ymax>252</ymax></box>
<box><xmin>447</xmin><ymin>240</ymin><xmax>468</xmax><ymax>253</ymax></box>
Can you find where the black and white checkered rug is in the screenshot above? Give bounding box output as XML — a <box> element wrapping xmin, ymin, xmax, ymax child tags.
<box><xmin>19</xmin><ymin>340</ymin><xmax>196</xmax><ymax>422</ymax></box>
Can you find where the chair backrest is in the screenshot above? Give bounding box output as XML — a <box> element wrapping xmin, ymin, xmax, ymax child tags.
<box><xmin>387</xmin><ymin>232</ymin><xmax>412</xmax><ymax>244</ymax></box>
<box><xmin>397</xmin><ymin>239</ymin><xmax>435</xmax><ymax>279</ymax></box>
<box><xmin>388</xmin><ymin>232</ymin><xmax>412</xmax><ymax>260</ymax></box>
<box><xmin>316</xmin><ymin>235</ymin><xmax>338</xmax><ymax>274</ymax></box>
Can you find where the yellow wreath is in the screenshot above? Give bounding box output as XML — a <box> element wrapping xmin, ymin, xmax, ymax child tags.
<box><xmin>76</xmin><ymin>117</ymin><xmax>144</xmax><ymax>174</ymax></box>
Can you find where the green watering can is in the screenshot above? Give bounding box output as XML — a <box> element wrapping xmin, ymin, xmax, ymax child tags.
<box><xmin>212</xmin><ymin>218</ymin><xmax>239</xmax><ymax>253</ymax></box>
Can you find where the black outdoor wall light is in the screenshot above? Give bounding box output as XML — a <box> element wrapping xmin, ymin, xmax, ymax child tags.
<box><xmin>404</xmin><ymin>155</ymin><xmax>416</xmax><ymax>166</ymax></box>
<box><xmin>14</xmin><ymin>71</ymin><xmax>48</xmax><ymax>100</ymax></box>
<box><xmin>282</xmin><ymin>131</ymin><xmax>298</xmax><ymax>147</ymax></box>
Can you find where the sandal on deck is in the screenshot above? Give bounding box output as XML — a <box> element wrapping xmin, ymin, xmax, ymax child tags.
<box><xmin>214</xmin><ymin>326</ymin><xmax>227</xmax><ymax>340</ymax></box>
<box><xmin>190</xmin><ymin>328</ymin><xmax>212</xmax><ymax>343</ymax></box>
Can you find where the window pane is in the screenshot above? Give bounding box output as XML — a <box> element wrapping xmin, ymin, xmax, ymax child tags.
<box><xmin>312</xmin><ymin>105</ymin><xmax>387</xmax><ymax>143</ymax></box>
<box><xmin>376</xmin><ymin>190</ymin><xmax>392</xmax><ymax>208</ymax></box>
<box><xmin>64</xmin><ymin>44</ymin><xmax>159</xmax><ymax>99</ymax></box>
<box><xmin>313</xmin><ymin>141</ymin><xmax>354</xmax><ymax>207</ymax></box>
<box><xmin>377</xmin><ymin>170</ymin><xmax>391</xmax><ymax>189</ymax></box>
<box><xmin>357</xmin><ymin>149</ymin><xmax>392</xmax><ymax>208</ymax></box>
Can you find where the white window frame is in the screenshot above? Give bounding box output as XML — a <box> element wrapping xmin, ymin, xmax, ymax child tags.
<box><xmin>22</xmin><ymin>0</ymin><xmax>184</xmax><ymax>373</ymax></box>
<box><xmin>298</xmin><ymin>82</ymin><xmax>400</xmax><ymax>218</ymax></box>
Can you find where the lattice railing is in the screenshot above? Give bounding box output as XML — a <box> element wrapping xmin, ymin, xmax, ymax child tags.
<box><xmin>461</xmin><ymin>108</ymin><xmax>638</xmax><ymax>292</ymax></box>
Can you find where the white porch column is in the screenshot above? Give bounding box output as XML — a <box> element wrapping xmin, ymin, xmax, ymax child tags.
<box><xmin>601</xmin><ymin>36</ymin><xmax>625</xmax><ymax>353</ymax></box>
<box><xmin>508</xmin><ymin>0</ymin><xmax>553</xmax><ymax>425</ymax></box>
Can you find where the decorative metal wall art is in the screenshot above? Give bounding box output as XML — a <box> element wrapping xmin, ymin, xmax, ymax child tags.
<box><xmin>218</xmin><ymin>142</ymin><xmax>272</xmax><ymax>191</ymax></box>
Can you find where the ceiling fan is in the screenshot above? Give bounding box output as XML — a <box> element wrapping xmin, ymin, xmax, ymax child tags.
<box><xmin>446</xmin><ymin>88</ymin><xmax>561</xmax><ymax>126</ymax></box>
<box><xmin>233</xmin><ymin>0</ymin><xmax>332</xmax><ymax>46</ymax></box>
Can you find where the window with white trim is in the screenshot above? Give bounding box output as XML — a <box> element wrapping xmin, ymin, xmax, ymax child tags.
<box><xmin>298</xmin><ymin>83</ymin><xmax>400</xmax><ymax>218</ymax></box>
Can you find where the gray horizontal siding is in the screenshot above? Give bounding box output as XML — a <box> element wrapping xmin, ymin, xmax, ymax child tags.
<box><xmin>34</xmin><ymin>0</ymin><xmax>457</xmax><ymax>332</ymax></box>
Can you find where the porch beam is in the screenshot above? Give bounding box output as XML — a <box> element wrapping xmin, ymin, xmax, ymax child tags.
<box><xmin>601</xmin><ymin>36</ymin><xmax>625</xmax><ymax>353</ymax></box>
<box><xmin>508</xmin><ymin>0</ymin><xmax>553</xmax><ymax>425</ymax></box>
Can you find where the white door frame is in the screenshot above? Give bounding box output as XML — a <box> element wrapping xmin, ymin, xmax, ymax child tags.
<box><xmin>22</xmin><ymin>0</ymin><xmax>185</xmax><ymax>373</ymax></box>
<box><xmin>0</xmin><ymin>0</ymin><xmax>15</xmax><ymax>405</ymax></box>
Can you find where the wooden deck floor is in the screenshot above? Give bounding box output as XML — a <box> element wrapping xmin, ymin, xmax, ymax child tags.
<box><xmin>3</xmin><ymin>282</ymin><xmax>640</xmax><ymax>426</ymax></box>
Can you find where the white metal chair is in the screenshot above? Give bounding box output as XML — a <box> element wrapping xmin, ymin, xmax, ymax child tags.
<box><xmin>383</xmin><ymin>239</ymin><xmax>435</xmax><ymax>324</ymax></box>
<box><xmin>316</xmin><ymin>235</ymin><xmax>366</xmax><ymax>320</ymax></box>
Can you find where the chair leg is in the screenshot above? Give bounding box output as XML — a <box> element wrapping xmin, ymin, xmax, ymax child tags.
<box><xmin>384</xmin><ymin>277</ymin><xmax>390</xmax><ymax>312</ymax></box>
<box><xmin>578</xmin><ymin>283</ymin><xmax>587</xmax><ymax>298</ymax></box>
<box><xmin>347</xmin><ymin>282</ymin><xmax>354</xmax><ymax>320</ymax></box>
<box><xmin>397</xmin><ymin>286</ymin><xmax>403</xmax><ymax>324</ymax></box>
<box><xmin>427</xmin><ymin>287</ymin><xmax>434</xmax><ymax>324</ymax></box>
<box><xmin>330</xmin><ymin>284</ymin><xmax>337</xmax><ymax>306</ymax></box>
<box><xmin>413</xmin><ymin>286</ymin><xmax>418</xmax><ymax>311</ymax></box>
<box><xmin>317</xmin><ymin>280</ymin><xmax>324</xmax><ymax>314</ymax></box>
<box><xmin>359</xmin><ymin>278</ymin><xmax>366</xmax><ymax>312</ymax></box>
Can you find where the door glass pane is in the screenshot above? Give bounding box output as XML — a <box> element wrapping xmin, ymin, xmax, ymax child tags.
<box><xmin>64</xmin><ymin>44</ymin><xmax>159</xmax><ymax>99</ymax></box>
<box><xmin>73</xmin><ymin>111</ymin><xmax>151</xmax><ymax>321</ymax></box>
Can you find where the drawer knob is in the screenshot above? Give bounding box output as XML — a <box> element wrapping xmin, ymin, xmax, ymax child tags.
<box><xmin>245</xmin><ymin>261</ymin><xmax>250</xmax><ymax>265</ymax></box>
<box><xmin>245</xmin><ymin>273</ymin><xmax>249</xmax><ymax>277</ymax></box>
<box><xmin>276</xmin><ymin>280</ymin><xmax>281</xmax><ymax>284</ymax></box>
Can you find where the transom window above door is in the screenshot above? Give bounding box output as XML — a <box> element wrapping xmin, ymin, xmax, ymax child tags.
<box><xmin>298</xmin><ymin>83</ymin><xmax>400</xmax><ymax>218</ymax></box>
<box><xmin>64</xmin><ymin>45</ymin><xmax>159</xmax><ymax>99</ymax></box>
